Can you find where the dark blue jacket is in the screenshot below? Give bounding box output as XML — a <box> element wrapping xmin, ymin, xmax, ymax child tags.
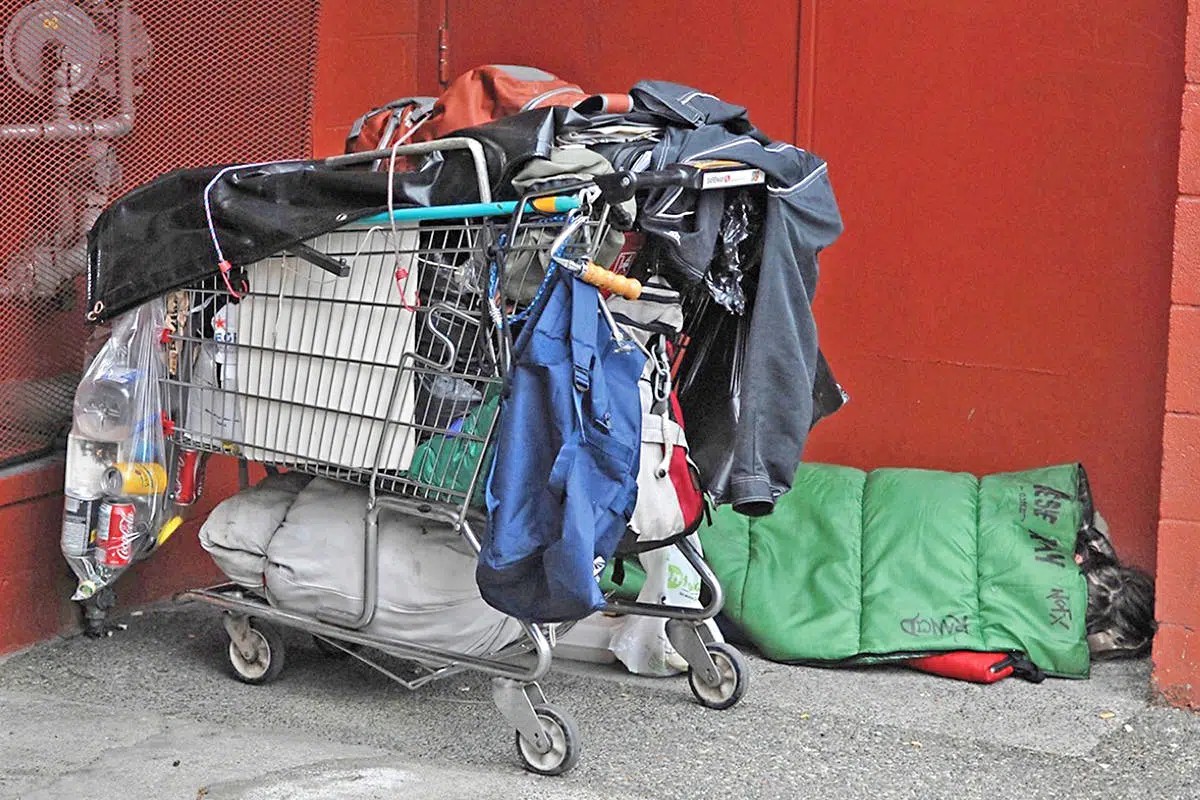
<box><xmin>624</xmin><ymin>81</ymin><xmax>845</xmax><ymax>516</ymax></box>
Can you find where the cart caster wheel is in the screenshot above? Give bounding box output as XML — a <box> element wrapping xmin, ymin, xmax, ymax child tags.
<box><xmin>688</xmin><ymin>642</ymin><xmax>748</xmax><ymax>710</ymax></box>
<box><xmin>228</xmin><ymin>619</ymin><xmax>285</xmax><ymax>685</ymax></box>
<box><xmin>313</xmin><ymin>635</ymin><xmax>359</xmax><ymax>659</ymax></box>
<box><xmin>514</xmin><ymin>703</ymin><xmax>581</xmax><ymax>776</ymax></box>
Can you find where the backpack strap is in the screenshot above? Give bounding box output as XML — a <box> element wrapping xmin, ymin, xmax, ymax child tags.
<box><xmin>569</xmin><ymin>280</ymin><xmax>612</xmax><ymax>433</ymax></box>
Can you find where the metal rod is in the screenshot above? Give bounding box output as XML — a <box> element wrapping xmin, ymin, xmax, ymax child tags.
<box><xmin>176</xmin><ymin>587</ymin><xmax>551</xmax><ymax>683</ymax></box>
<box><xmin>322</xmin><ymin>137</ymin><xmax>493</xmax><ymax>204</ymax></box>
<box><xmin>316</xmin><ymin>499</ymin><xmax>381</xmax><ymax>629</ymax></box>
<box><xmin>354</xmin><ymin>197</ymin><xmax>580</xmax><ymax>225</ymax></box>
<box><xmin>604</xmin><ymin>538</ymin><xmax>726</xmax><ymax>622</ymax></box>
<box><xmin>285</xmin><ymin>242</ymin><xmax>350</xmax><ymax>277</ymax></box>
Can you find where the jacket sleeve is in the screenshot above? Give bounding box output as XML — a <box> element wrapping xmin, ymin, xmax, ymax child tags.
<box><xmin>728</xmin><ymin>155</ymin><xmax>843</xmax><ymax>516</ymax></box>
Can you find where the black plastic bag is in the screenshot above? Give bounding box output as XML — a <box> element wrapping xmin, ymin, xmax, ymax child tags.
<box><xmin>675</xmin><ymin>293</ymin><xmax>748</xmax><ymax>501</ymax></box>
<box><xmin>704</xmin><ymin>189</ymin><xmax>764</xmax><ymax>314</ymax></box>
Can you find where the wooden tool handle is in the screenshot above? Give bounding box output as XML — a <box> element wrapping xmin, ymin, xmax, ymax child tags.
<box><xmin>580</xmin><ymin>263</ymin><xmax>642</xmax><ymax>300</ymax></box>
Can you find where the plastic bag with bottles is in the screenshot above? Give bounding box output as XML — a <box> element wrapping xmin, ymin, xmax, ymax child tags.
<box><xmin>63</xmin><ymin>298</ymin><xmax>182</xmax><ymax>601</ymax></box>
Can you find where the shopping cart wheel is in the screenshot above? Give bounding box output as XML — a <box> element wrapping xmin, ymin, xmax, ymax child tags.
<box><xmin>514</xmin><ymin>704</ymin><xmax>581</xmax><ymax>776</ymax></box>
<box><xmin>688</xmin><ymin>642</ymin><xmax>748</xmax><ymax>710</ymax></box>
<box><xmin>227</xmin><ymin>619</ymin><xmax>285</xmax><ymax>685</ymax></box>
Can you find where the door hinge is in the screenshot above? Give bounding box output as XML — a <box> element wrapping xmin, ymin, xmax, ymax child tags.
<box><xmin>438</xmin><ymin>24</ymin><xmax>449</xmax><ymax>87</ymax></box>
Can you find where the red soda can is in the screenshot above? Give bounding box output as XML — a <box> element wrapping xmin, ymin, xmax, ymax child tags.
<box><xmin>97</xmin><ymin>501</ymin><xmax>138</xmax><ymax>567</ymax></box>
<box><xmin>171</xmin><ymin>449</ymin><xmax>207</xmax><ymax>506</ymax></box>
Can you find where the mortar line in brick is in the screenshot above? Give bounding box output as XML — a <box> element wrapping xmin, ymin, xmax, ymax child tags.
<box><xmin>1157</xmin><ymin>620</ymin><xmax>1198</xmax><ymax>634</ymax></box>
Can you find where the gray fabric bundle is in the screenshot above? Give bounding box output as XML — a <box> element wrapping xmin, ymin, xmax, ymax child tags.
<box><xmin>200</xmin><ymin>476</ymin><xmax>522</xmax><ymax>657</ymax></box>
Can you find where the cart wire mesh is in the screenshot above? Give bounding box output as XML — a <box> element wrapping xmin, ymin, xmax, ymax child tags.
<box><xmin>163</xmin><ymin>210</ymin><xmax>603</xmax><ymax>512</ymax></box>
<box><xmin>0</xmin><ymin>0</ymin><xmax>321</xmax><ymax>467</ymax></box>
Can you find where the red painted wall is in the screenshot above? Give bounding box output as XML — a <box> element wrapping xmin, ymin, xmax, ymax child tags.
<box><xmin>0</xmin><ymin>0</ymin><xmax>421</xmax><ymax>654</ymax></box>
<box><xmin>801</xmin><ymin>2</ymin><xmax>1184</xmax><ymax>575</ymax></box>
<box><xmin>441</xmin><ymin>0</ymin><xmax>801</xmax><ymax>141</ymax></box>
<box><xmin>0</xmin><ymin>461</ymin><xmax>78</xmax><ymax>653</ymax></box>
<box><xmin>439</xmin><ymin>0</ymin><xmax>1184</xmax><ymax>575</ymax></box>
<box><xmin>311</xmin><ymin>0</ymin><xmax>421</xmax><ymax>156</ymax></box>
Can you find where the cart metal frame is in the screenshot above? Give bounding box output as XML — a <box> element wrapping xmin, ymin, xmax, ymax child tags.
<box><xmin>167</xmin><ymin>139</ymin><xmax>752</xmax><ymax>775</ymax></box>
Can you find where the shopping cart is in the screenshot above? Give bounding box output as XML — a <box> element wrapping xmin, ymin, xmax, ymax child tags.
<box><xmin>165</xmin><ymin>139</ymin><xmax>754</xmax><ymax>775</ymax></box>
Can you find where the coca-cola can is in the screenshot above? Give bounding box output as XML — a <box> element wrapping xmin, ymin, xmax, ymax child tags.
<box><xmin>97</xmin><ymin>501</ymin><xmax>138</xmax><ymax>568</ymax></box>
<box><xmin>171</xmin><ymin>449</ymin><xmax>207</xmax><ymax>506</ymax></box>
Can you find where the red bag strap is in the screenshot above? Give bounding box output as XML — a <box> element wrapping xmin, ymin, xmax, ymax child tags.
<box><xmin>906</xmin><ymin>651</ymin><xmax>1045</xmax><ymax>684</ymax></box>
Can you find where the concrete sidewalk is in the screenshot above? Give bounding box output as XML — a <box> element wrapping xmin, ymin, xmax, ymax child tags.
<box><xmin>0</xmin><ymin>602</ymin><xmax>1197</xmax><ymax>799</ymax></box>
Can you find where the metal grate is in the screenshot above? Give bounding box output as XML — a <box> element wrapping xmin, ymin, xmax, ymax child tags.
<box><xmin>0</xmin><ymin>0</ymin><xmax>322</xmax><ymax>467</ymax></box>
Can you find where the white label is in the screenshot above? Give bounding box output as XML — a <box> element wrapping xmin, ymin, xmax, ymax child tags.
<box><xmin>61</xmin><ymin>497</ymin><xmax>94</xmax><ymax>557</ymax></box>
<box><xmin>700</xmin><ymin>168</ymin><xmax>765</xmax><ymax>190</ymax></box>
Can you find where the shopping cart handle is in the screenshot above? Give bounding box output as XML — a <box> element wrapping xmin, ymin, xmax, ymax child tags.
<box><xmin>581</xmin><ymin>262</ymin><xmax>642</xmax><ymax>300</ymax></box>
<box><xmin>595</xmin><ymin>162</ymin><xmax>767</xmax><ymax>204</ymax></box>
<box><xmin>593</xmin><ymin>166</ymin><xmax>700</xmax><ymax>203</ymax></box>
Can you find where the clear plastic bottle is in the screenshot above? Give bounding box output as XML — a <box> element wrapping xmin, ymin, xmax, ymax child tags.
<box><xmin>64</xmin><ymin>430</ymin><xmax>124</xmax><ymax>500</ymax></box>
<box><xmin>73</xmin><ymin>367</ymin><xmax>139</xmax><ymax>442</ymax></box>
<box><xmin>61</xmin><ymin>494</ymin><xmax>98</xmax><ymax>589</ymax></box>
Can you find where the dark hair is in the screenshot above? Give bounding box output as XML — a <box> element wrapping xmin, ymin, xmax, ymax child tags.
<box><xmin>1076</xmin><ymin>518</ymin><xmax>1157</xmax><ymax>659</ymax></box>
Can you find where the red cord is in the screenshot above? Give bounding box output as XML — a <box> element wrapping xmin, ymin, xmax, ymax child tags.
<box><xmin>394</xmin><ymin>267</ymin><xmax>420</xmax><ymax>311</ymax></box>
<box><xmin>218</xmin><ymin>260</ymin><xmax>242</xmax><ymax>299</ymax></box>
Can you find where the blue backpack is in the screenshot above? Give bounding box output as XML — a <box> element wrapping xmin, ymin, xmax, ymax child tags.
<box><xmin>477</xmin><ymin>274</ymin><xmax>646</xmax><ymax>622</ymax></box>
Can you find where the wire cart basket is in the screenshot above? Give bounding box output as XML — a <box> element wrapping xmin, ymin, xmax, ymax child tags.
<box><xmin>165</xmin><ymin>139</ymin><xmax>751</xmax><ymax>775</ymax></box>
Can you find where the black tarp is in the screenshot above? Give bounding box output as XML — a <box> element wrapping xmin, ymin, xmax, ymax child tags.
<box><xmin>86</xmin><ymin>108</ymin><xmax>570</xmax><ymax>322</ymax></box>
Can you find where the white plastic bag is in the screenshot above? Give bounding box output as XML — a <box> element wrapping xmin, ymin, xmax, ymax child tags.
<box><xmin>609</xmin><ymin>536</ymin><xmax>723</xmax><ymax>676</ymax></box>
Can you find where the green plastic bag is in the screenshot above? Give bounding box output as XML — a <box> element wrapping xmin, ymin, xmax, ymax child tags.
<box><xmin>405</xmin><ymin>391</ymin><xmax>499</xmax><ymax>507</ymax></box>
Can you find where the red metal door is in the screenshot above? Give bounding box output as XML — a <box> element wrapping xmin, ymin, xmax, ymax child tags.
<box><xmin>440</xmin><ymin>0</ymin><xmax>802</xmax><ymax>141</ymax></box>
<box><xmin>436</xmin><ymin>0</ymin><xmax>1183</xmax><ymax>573</ymax></box>
<box><xmin>799</xmin><ymin>1</ymin><xmax>1183</xmax><ymax>573</ymax></box>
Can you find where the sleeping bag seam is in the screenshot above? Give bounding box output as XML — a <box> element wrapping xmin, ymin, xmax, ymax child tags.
<box><xmin>740</xmin><ymin>517</ymin><xmax>750</xmax><ymax>622</ymax></box>
<box><xmin>975</xmin><ymin>476</ymin><xmax>985</xmax><ymax>653</ymax></box>
<box><xmin>858</xmin><ymin>473</ymin><xmax>865</xmax><ymax>656</ymax></box>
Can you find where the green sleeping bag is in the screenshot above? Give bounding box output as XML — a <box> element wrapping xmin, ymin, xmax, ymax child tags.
<box><xmin>605</xmin><ymin>463</ymin><xmax>1091</xmax><ymax>678</ymax></box>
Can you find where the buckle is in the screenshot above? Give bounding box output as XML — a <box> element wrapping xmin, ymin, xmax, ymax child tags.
<box><xmin>573</xmin><ymin>364</ymin><xmax>591</xmax><ymax>392</ymax></box>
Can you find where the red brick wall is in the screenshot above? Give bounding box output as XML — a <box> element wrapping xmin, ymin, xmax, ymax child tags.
<box><xmin>1154</xmin><ymin>0</ymin><xmax>1200</xmax><ymax>710</ymax></box>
